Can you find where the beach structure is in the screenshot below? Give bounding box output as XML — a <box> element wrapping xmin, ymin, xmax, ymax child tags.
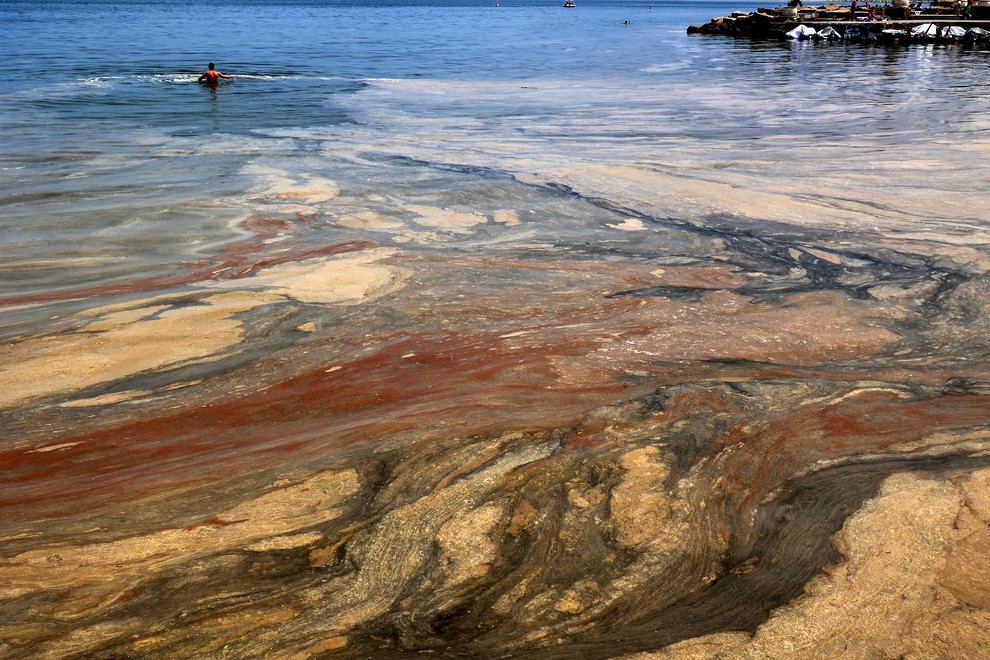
<box><xmin>688</xmin><ymin>1</ymin><xmax>990</xmax><ymax>40</ymax></box>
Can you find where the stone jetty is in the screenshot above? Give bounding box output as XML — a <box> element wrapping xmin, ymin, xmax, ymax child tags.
<box><xmin>688</xmin><ymin>1</ymin><xmax>990</xmax><ymax>40</ymax></box>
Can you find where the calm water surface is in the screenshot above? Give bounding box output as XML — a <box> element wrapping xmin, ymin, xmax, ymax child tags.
<box><xmin>1</xmin><ymin>0</ymin><xmax>988</xmax><ymax>302</ymax></box>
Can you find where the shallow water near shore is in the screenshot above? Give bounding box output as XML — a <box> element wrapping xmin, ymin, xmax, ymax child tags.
<box><xmin>2</xmin><ymin>0</ymin><xmax>990</xmax><ymax>658</ymax></box>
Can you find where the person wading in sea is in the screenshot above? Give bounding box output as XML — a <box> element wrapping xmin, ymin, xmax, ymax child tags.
<box><xmin>198</xmin><ymin>62</ymin><xmax>234</xmax><ymax>88</ymax></box>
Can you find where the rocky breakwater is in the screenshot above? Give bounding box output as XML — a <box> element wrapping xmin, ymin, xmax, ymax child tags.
<box><xmin>689</xmin><ymin>2</ymin><xmax>990</xmax><ymax>39</ymax></box>
<box><xmin>688</xmin><ymin>3</ymin><xmax>864</xmax><ymax>37</ymax></box>
<box><xmin>688</xmin><ymin>9</ymin><xmax>783</xmax><ymax>37</ymax></box>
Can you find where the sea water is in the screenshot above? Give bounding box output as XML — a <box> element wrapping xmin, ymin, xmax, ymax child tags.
<box><xmin>1</xmin><ymin>0</ymin><xmax>988</xmax><ymax>306</ymax></box>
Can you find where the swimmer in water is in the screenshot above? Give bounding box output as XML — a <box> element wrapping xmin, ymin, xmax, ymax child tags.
<box><xmin>198</xmin><ymin>62</ymin><xmax>234</xmax><ymax>87</ymax></box>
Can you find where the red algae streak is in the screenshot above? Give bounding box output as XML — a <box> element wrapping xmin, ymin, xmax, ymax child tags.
<box><xmin>0</xmin><ymin>252</ymin><xmax>915</xmax><ymax>524</ymax></box>
<box><xmin>594</xmin><ymin>290</ymin><xmax>900</xmax><ymax>368</ymax></box>
<box><xmin>0</xmin><ymin>324</ymin><xmax>629</xmax><ymax>524</ymax></box>
<box><xmin>710</xmin><ymin>390</ymin><xmax>990</xmax><ymax>521</ymax></box>
<box><xmin>0</xmin><ymin>211</ymin><xmax>378</xmax><ymax>307</ymax></box>
<box><xmin>648</xmin><ymin>265</ymin><xmax>748</xmax><ymax>289</ymax></box>
<box><xmin>227</xmin><ymin>240</ymin><xmax>379</xmax><ymax>279</ymax></box>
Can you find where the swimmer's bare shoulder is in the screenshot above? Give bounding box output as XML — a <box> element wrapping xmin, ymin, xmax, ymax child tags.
<box><xmin>197</xmin><ymin>62</ymin><xmax>234</xmax><ymax>85</ymax></box>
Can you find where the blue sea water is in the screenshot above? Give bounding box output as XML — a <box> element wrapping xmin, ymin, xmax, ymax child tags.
<box><xmin>1</xmin><ymin>0</ymin><xmax>773</xmax><ymax>137</ymax></box>
<box><xmin>1</xmin><ymin>0</ymin><xmax>988</xmax><ymax>302</ymax></box>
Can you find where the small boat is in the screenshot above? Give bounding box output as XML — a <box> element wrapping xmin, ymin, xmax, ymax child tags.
<box><xmin>563</xmin><ymin>1</ymin><xmax>575</xmax><ymax>7</ymax></box>
<box><xmin>814</xmin><ymin>26</ymin><xmax>842</xmax><ymax>40</ymax></box>
<box><xmin>964</xmin><ymin>26</ymin><xmax>990</xmax><ymax>42</ymax></box>
<box><xmin>843</xmin><ymin>25</ymin><xmax>872</xmax><ymax>41</ymax></box>
<box><xmin>785</xmin><ymin>24</ymin><xmax>817</xmax><ymax>39</ymax></box>
<box><xmin>941</xmin><ymin>25</ymin><xmax>966</xmax><ymax>40</ymax></box>
<box><xmin>910</xmin><ymin>22</ymin><xmax>939</xmax><ymax>42</ymax></box>
<box><xmin>877</xmin><ymin>28</ymin><xmax>909</xmax><ymax>44</ymax></box>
